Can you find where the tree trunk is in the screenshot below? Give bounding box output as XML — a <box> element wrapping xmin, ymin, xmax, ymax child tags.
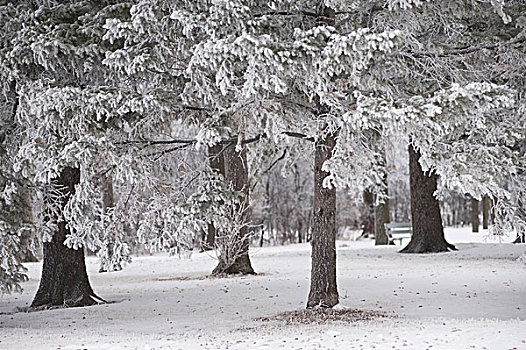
<box><xmin>361</xmin><ymin>190</ymin><xmax>375</xmax><ymax>238</ymax></box>
<box><xmin>32</xmin><ymin>167</ymin><xmax>101</xmax><ymax>308</ymax></box>
<box><xmin>375</xmin><ymin>153</ymin><xmax>390</xmax><ymax>245</ymax></box>
<box><xmin>212</xmin><ymin>142</ymin><xmax>255</xmax><ymax>275</ymax></box>
<box><xmin>307</xmin><ymin>131</ymin><xmax>339</xmax><ymax>308</ymax></box>
<box><xmin>400</xmin><ymin>145</ymin><xmax>456</xmax><ymax>253</ymax></box>
<box><xmin>98</xmin><ymin>174</ymin><xmax>120</xmax><ymax>273</ymax></box>
<box><xmin>203</xmin><ymin>144</ymin><xmax>225</xmax><ymax>251</ymax></box>
<box><xmin>482</xmin><ymin>196</ymin><xmax>489</xmax><ymax>229</ymax></box>
<box><xmin>513</xmin><ymin>231</ymin><xmax>525</xmax><ymax>243</ymax></box>
<box><xmin>374</xmin><ymin>193</ymin><xmax>391</xmax><ymax>245</ymax></box>
<box><xmin>20</xmin><ymin>189</ymin><xmax>38</xmax><ymax>263</ymax></box>
<box><xmin>491</xmin><ymin>196</ymin><xmax>498</xmax><ymax>225</ymax></box>
<box><xmin>471</xmin><ymin>198</ymin><xmax>480</xmax><ymax>233</ymax></box>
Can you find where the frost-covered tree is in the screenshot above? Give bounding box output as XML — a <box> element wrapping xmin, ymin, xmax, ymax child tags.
<box><xmin>2</xmin><ymin>0</ymin><xmax>524</xmax><ymax>312</ymax></box>
<box><xmin>324</xmin><ymin>0</ymin><xmax>526</xmax><ymax>253</ymax></box>
<box><xmin>0</xmin><ymin>79</ymin><xmax>37</xmax><ymax>294</ymax></box>
<box><xmin>0</xmin><ymin>0</ymin><xmax>139</xmax><ymax>304</ymax></box>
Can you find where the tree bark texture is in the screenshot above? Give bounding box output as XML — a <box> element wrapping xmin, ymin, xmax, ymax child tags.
<box><xmin>32</xmin><ymin>167</ymin><xmax>101</xmax><ymax>308</ymax></box>
<box><xmin>471</xmin><ymin>198</ymin><xmax>480</xmax><ymax>233</ymax></box>
<box><xmin>307</xmin><ymin>131</ymin><xmax>339</xmax><ymax>308</ymax></box>
<box><xmin>400</xmin><ymin>145</ymin><xmax>456</xmax><ymax>253</ymax></box>
<box><xmin>482</xmin><ymin>196</ymin><xmax>489</xmax><ymax>230</ymax></box>
<box><xmin>212</xmin><ymin>142</ymin><xmax>255</xmax><ymax>275</ymax></box>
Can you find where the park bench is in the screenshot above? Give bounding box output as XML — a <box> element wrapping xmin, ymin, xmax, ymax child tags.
<box><xmin>384</xmin><ymin>222</ymin><xmax>413</xmax><ymax>245</ymax></box>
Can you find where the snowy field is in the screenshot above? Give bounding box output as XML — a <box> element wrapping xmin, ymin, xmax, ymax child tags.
<box><xmin>1</xmin><ymin>227</ymin><xmax>525</xmax><ymax>350</ymax></box>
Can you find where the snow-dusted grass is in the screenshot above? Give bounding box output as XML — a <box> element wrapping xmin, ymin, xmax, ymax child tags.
<box><xmin>1</xmin><ymin>227</ymin><xmax>525</xmax><ymax>350</ymax></box>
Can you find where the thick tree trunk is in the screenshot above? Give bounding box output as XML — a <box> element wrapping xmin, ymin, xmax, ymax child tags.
<box><xmin>307</xmin><ymin>131</ymin><xmax>339</xmax><ymax>308</ymax></box>
<box><xmin>361</xmin><ymin>190</ymin><xmax>375</xmax><ymax>238</ymax></box>
<box><xmin>203</xmin><ymin>144</ymin><xmax>225</xmax><ymax>251</ymax></box>
<box><xmin>212</xmin><ymin>142</ymin><xmax>255</xmax><ymax>275</ymax></box>
<box><xmin>471</xmin><ymin>198</ymin><xmax>480</xmax><ymax>233</ymax></box>
<box><xmin>400</xmin><ymin>145</ymin><xmax>456</xmax><ymax>253</ymax></box>
<box><xmin>32</xmin><ymin>167</ymin><xmax>101</xmax><ymax>308</ymax></box>
<box><xmin>482</xmin><ymin>196</ymin><xmax>489</xmax><ymax>229</ymax></box>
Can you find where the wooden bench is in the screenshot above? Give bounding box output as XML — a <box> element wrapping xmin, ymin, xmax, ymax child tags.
<box><xmin>384</xmin><ymin>222</ymin><xmax>413</xmax><ymax>245</ymax></box>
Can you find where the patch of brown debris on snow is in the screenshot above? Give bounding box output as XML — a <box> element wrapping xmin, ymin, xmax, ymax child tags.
<box><xmin>255</xmin><ymin>308</ymin><xmax>391</xmax><ymax>325</ymax></box>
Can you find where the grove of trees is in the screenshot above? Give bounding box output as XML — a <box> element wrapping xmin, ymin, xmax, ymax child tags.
<box><xmin>0</xmin><ymin>0</ymin><xmax>525</xmax><ymax>310</ymax></box>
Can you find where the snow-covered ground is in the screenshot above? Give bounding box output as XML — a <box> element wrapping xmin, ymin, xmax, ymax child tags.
<box><xmin>1</xmin><ymin>227</ymin><xmax>525</xmax><ymax>350</ymax></box>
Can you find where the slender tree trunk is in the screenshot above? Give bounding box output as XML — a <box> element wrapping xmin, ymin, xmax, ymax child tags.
<box><xmin>361</xmin><ymin>190</ymin><xmax>375</xmax><ymax>238</ymax></box>
<box><xmin>482</xmin><ymin>196</ymin><xmax>489</xmax><ymax>229</ymax></box>
<box><xmin>400</xmin><ymin>145</ymin><xmax>456</xmax><ymax>253</ymax></box>
<box><xmin>463</xmin><ymin>197</ymin><xmax>470</xmax><ymax>226</ymax></box>
<box><xmin>307</xmin><ymin>131</ymin><xmax>339</xmax><ymax>308</ymax></box>
<box><xmin>375</xmin><ymin>153</ymin><xmax>390</xmax><ymax>245</ymax></box>
<box><xmin>98</xmin><ymin>175</ymin><xmax>120</xmax><ymax>273</ymax></box>
<box><xmin>513</xmin><ymin>231</ymin><xmax>526</xmax><ymax>243</ymax></box>
<box><xmin>374</xmin><ymin>193</ymin><xmax>391</xmax><ymax>245</ymax></box>
<box><xmin>32</xmin><ymin>167</ymin><xmax>101</xmax><ymax>308</ymax></box>
<box><xmin>471</xmin><ymin>198</ymin><xmax>480</xmax><ymax>233</ymax></box>
<box><xmin>20</xmin><ymin>189</ymin><xmax>38</xmax><ymax>262</ymax></box>
<box><xmin>212</xmin><ymin>142</ymin><xmax>255</xmax><ymax>275</ymax></box>
<box><xmin>259</xmin><ymin>226</ymin><xmax>265</xmax><ymax>247</ymax></box>
<box><xmin>203</xmin><ymin>144</ymin><xmax>225</xmax><ymax>251</ymax></box>
<box><xmin>307</xmin><ymin>4</ymin><xmax>338</xmax><ymax>308</ymax></box>
<box><xmin>491</xmin><ymin>196</ymin><xmax>497</xmax><ymax>225</ymax></box>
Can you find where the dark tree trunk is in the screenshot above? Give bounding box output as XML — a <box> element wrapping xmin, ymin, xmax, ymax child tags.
<box><xmin>32</xmin><ymin>167</ymin><xmax>101</xmax><ymax>308</ymax></box>
<box><xmin>203</xmin><ymin>144</ymin><xmax>225</xmax><ymax>251</ymax></box>
<box><xmin>482</xmin><ymin>196</ymin><xmax>490</xmax><ymax>230</ymax></box>
<box><xmin>259</xmin><ymin>227</ymin><xmax>265</xmax><ymax>247</ymax></box>
<box><xmin>212</xmin><ymin>142</ymin><xmax>255</xmax><ymax>275</ymax></box>
<box><xmin>471</xmin><ymin>198</ymin><xmax>480</xmax><ymax>233</ymax></box>
<box><xmin>400</xmin><ymin>145</ymin><xmax>456</xmax><ymax>253</ymax></box>
<box><xmin>513</xmin><ymin>232</ymin><xmax>526</xmax><ymax>243</ymax></box>
<box><xmin>491</xmin><ymin>196</ymin><xmax>498</xmax><ymax>225</ymax></box>
<box><xmin>307</xmin><ymin>131</ymin><xmax>339</xmax><ymax>308</ymax></box>
<box><xmin>361</xmin><ymin>190</ymin><xmax>375</xmax><ymax>238</ymax></box>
